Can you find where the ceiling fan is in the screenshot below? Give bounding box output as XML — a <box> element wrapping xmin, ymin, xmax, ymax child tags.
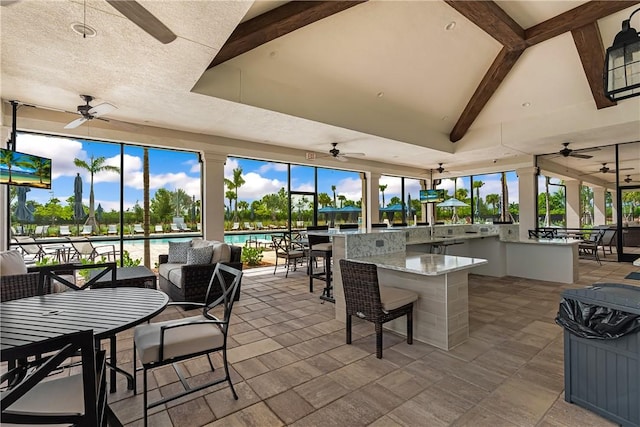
<box><xmin>557</xmin><ymin>142</ymin><xmax>599</xmax><ymax>159</ymax></box>
<box><xmin>106</xmin><ymin>0</ymin><xmax>176</xmax><ymax>44</ymax></box>
<box><xmin>307</xmin><ymin>143</ymin><xmax>365</xmax><ymax>162</ymax></box>
<box><xmin>64</xmin><ymin>95</ymin><xmax>117</xmax><ymax>129</ymax></box>
<box><xmin>584</xmin><ymin>163</ymin><xmax>634</xmax><ymax>175</ymax></box>
<box><xmin>435</xmin><ymin>163</ymin><xmax>445</xmax><ymax>173</ymax></box>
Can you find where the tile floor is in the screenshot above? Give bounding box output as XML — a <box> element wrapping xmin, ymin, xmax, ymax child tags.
<box><xmin>103</xmin><ymin>256</ymin><xmax>639</xmax><ymax>426</ymax></box>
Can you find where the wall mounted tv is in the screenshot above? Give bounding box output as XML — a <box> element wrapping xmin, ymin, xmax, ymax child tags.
<box><xmin>0</xmin><ymin>148</ymin><xmax>52</xmax><ymax>189</ymax></box>
<box><xmin>419</xmin><ymin>189</ymin><xmax>445</xmax><ymax>203</ymax></box>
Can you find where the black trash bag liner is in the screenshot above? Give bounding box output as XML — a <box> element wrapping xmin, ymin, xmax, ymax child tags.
<box><xmin>555</xmin><ymin>297</ymin><xmax>640</xmax><ymax>339</ymax></box>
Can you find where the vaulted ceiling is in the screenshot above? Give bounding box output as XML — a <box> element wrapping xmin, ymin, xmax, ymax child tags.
<box><xmin>1</xmin><ymin>0</ymin><xmax>639</xmax><ymax>183</ymax></box>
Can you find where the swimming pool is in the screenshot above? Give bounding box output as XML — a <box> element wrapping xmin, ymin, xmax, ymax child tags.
<box><xmin>124</xmin><ymin>233</ymin><xmax>278</xmax><ymax>246</ymax></box>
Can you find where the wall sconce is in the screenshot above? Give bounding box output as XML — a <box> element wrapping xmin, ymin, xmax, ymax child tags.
<box><xmin>604</xmin><ymin>8</ymin><xmax>640</xmax><ymax>101</ymax></box>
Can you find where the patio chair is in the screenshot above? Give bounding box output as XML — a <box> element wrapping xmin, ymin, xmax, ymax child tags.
<box><xmin>578</xmin><ymin>228</ymin><xmax>605</xmax><ymax>265</ymax></box>
<box><xmin>1</xmin><ymin>329</ymin><xmax>106</xmax><ymax>426</ymax></box>
<box><xmin>13</xmin><ymin>236</ymin><xmax>51</xmax><ymax>263</ymax></box>
<box><xmin>255</xmin><ymin>221</ymin><xmax>265</xmax><ymax>229</ymax></box>
<box><xmin>155</xmin><ymin>224</ymin><xmax>164</xmax><ymax>233</ymax></box>
<box><xmin>272</xmin><ymin>234</ymin><xmax>306</xmax><ymax>277</ymax></box>
<box><xmin>107</xmin><ymin>224</ymin><xmax>118</xmax><ymax>234</ymax></box>
<box><xmin>133</xmin><ymin>264</ymin><xmax>243</xmax><ymax>427</ymax></box>
<box><xmin>231</xmin><ymin>222</ymin><xmax>240</xmax><ymax>231</ymax></box>
<box><xmin>170</xmin><ymin>223</ymin><xmax>181</xmax><ymax>232</ymax></box>
<box><xmin>69</xmin><ymin>237</ymin><xmax>119</xmax><ymax>262</ymax></box>
<box><xmin>340</xmin><ymin>259</ymin><xmax>418</xmax><ymax>359</ymax></box>
<box><xmin>59</xmin><ymin>225</ymin><xmax>71</xmax><ymax>236</ymax></box>
<box><xmin>32</xmin><ymin>225</ymin><xmax>48</xmax><ymax>237</ymax></box>
<box><xmin>244</xmin><ymin>222</ymin><xmax>254</xmax><ymax>230</ymax></box>
<box><xmin>80</xmin><ymin>224</ymin><xmax>92</xmax><ymax>236</ymax></box>
<box><xmin>133</xmin><ymin>224</ymin><xmax>145</xmax><ymax>234</ymax></box>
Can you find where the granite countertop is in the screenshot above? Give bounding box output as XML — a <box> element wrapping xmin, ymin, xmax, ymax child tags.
<box><xmin>351</xmin><ymin>251</ymin><xmax>488</xmax><ymax>276</ymax></box>
<box><xmin>507</xmin><ymin>238</ymin><xmax>581</xmax><ymax>246</ymax></box>
<box><xmin>410</xmin><ymin>232</ymin><xmax>500</xmax><ymax>245</ymax></box>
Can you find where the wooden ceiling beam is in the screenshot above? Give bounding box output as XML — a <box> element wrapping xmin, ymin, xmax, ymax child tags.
<box><xmin>525</xmin><ymin>1</ymin><xmax>640</xmax><ymax>47</ymax></box>
<box><xmin>572</xmin><ymin>22</ymin><xmax>616</xmax><ymax>109</ymax></box>
<box><xmin>208</xmin><ymin>1</ymin><xmax>367</xmax><ymax>69</ymax></box>
<box><xmin>450</xmin><ymin>47</ymin><xmax>524</xmax><ymax>143</ymax></box>
<box><xmin>444</xmin><ymin>0</ymin><xmax>525</xmax><ymax>49</ymax></box>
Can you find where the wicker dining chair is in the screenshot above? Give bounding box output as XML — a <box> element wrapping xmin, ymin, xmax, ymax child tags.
<box><xmin>339</xmin><ymin>259</ymin><xmax>418</xmax><ymax>358</ymax></box>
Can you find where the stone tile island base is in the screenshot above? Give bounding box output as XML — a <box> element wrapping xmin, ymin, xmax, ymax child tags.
<box><xmin>377</xmin><ymin>268</ymin><xmax>469</xmax><ymax>351</ymax></box>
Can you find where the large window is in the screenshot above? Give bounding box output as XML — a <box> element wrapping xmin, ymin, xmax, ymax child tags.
<box><xmin>537</xmin><ymin>176</ymin><xmax>566</xmax><ymax>227</ymax></box>
<box><xmin>8</xmin><ymin>132</ymin><xmax>201</xmax><ymax>267</ymax></box>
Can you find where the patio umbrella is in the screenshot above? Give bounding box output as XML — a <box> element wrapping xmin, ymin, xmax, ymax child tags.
<box><xmin>406</xmin><ymin>194</ymin><xmax>414</xmax><ymax>222</ymax></box>
<box><xmin>319</xmin><ymin>206</ymin><xmax>339</xmax><ymax>227</ymax></box>
<box><xmin>437</xmin><ymin>198</ymin><xmax>469</xmax><ymax>223</ymax></box>
<box><xmin>380</xmin><ymin>203</ymin><xmax>404</xmax><ymax>222</ymax></box>
<box><xmin>15</xmin><ymin>186</ymin><xmax>34</xmax><ymax>223</ymax></box>
<box><xmin>339</xmin><ymin>205</ymin><xmax>361</xmax><ymax>222</ymax></box>
<box><xmin>73</xmin><ymin>173</ymin><xmax>84</xmax><ymax>221</ymax></box>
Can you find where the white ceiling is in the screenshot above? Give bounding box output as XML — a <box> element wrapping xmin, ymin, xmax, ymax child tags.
<box><xmin>1</xmin><ymin>0</ymin><xmax>639</xmax><ymax>183</ymax></box>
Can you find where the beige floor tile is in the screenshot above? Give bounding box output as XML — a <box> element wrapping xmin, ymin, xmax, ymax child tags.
<box><xmin>257</xmin><ymin>347</ymin><xmax>301</xmax><ymax>370</ymax></box>
<box><xmin>294</xmin><ymin>375</ymin><xmax>350</xmax><ymax>408</ymax></box>
<box><xmin>167</xmin><ymin>397</ymin><xmax>215</xmax><ymax>427</ymax></box>
<box><xmin>204</xmin><ymin>382</ymin><xmax>260</xmax><ymax>419</ymax></box>
<box><xmin>227</xmin><ymin>338</ymin><xmax>283</xmax><ymax>363</ymax></box>
<box><xmin>205</xmin><ymin>402</ymin><xmax>284</xmax><ymax>427</ymax></box>
<box><xmin>266</xmin><ymin>390</ymin><xmax>316</xmax><ymax>424</ymax></box>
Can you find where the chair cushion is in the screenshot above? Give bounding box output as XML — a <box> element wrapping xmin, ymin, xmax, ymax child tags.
<box><xmin>313</xmin><ymin>242</ymin><xmax>332</xmax><ymax>252</ymax></box>
<box><xmin>186</xmin><ymin>246</ymin><xmax>214</xmax><ymax>265</ymax></box>
<box><xmin>134</xmin><ymin>315</ymin><xmax>225</xmax><ymax>364</ymax></box>
<box><xmin>0</xmin><ymin>250</ymin><xmax>28</xmax><ymax>276</ymax></box>
<box><xmin>168</xmin><ymin>241</ymin><xmax>191</xmax><ymax>263</ymax></box>
<box><xmin>5</xmin><ymin>373</ymin><xmax>84</xmax><ymax>417</ymax></box>
<box><xmin>379</xmin><ymin>285</ymin><xmax>418</xmax><ymax>311</ymax></box>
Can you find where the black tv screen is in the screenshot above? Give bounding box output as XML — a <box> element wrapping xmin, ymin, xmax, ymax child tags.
<box><xmin>419</xmin><ymin>189</ymin><xmax>445</xmax><ymax>203</ymax></box>
<box><xmin>0</xmin><ymin>148</ymin><xmax>52</xmax><ymax>189</ymax></box>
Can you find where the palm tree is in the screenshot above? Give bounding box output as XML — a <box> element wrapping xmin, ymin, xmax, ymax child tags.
<box><xmin>22</xmin><ymin>156</ymin><xmax>51</xmax><ymax>185</ymax></box>
<box><xmin>224</xmin><ymin>167</ymin><xmax>245</xmax><ymax>221</ymax></box>
<box><xmin>318</xmin><ymin>192</ymin><xmax>332</xmax><ymax>208</ymax></box>
<box><xmin>143</xmin><ymin>148</ymin><xmax>150</xmax><ymax>267</ymax></box>
<box><xmin>331</xmin><ymin>185</ymin><xmax>337</xmax><ymax>208</ymax></box>
<box><xmin>338</xmin><ymin>195</ymin><xmax>347</xmax><ymax>208</ymax></box>
<box><xmin>0</xmin><ymin>149</ymin><xmax>16</xmax><ymax>183</ymax></box>
<box><xmin>544</xmin><ymin>176</ymin><xmax>551</xmax><ymax>226</ymax></box>
<box><xmin>73</xmin><ymin>155</ymin><xmax>120</xmax><ymax>231</ymax></box>
<box><xmin>472</xmin><ymin>180</ymin><xmax>484</xmax><ymax>221</ymax></box>
<box><xmin>486</xmin><ymin>194</ymin><xmax>500</xmax><ymax>215</ymax></box>
<box><xmin>379</xmin><ymin>184</ymin><xmax>388</xmax><ymax>207</ymax></box>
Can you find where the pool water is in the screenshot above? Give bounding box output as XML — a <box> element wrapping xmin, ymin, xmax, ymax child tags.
<box><xmin>125</xmin><ymin>234</ymin><xmax>277</xmax><ymax>246</ymax></box>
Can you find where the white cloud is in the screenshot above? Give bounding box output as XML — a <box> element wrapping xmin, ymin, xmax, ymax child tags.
<box><xmin>334</xmin><ymin>177</ymin><xmax>362</xmax><ymax>201</ymax></box>
<box><xmin>258</xmin><ymin>162</ymin><xmax>288</xmax><ymax>174</ymax></box>
<box><xmin>236</xmin><ymin>172</ymin><xmax>285</xmax><ymax>200</ymax></box>
<box><xmin>16</xmin><ymin>133</ymin><xmax>83</xmax><ymax>179</ymax></box>
<box><xmin>224</xmin><ymin>158</ymin><xmax>240</xmax><ymax>177</ymax></box>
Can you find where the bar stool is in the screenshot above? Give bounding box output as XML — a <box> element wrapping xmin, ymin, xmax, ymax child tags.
<box><xmin>307</xmin><ymin>226</ymin><xmax>333</xmax><ymax>302</ymax></box>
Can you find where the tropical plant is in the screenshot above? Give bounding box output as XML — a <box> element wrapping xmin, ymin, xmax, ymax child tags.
<box><xmin>21</xmin><ymin>155</ymin><xmax>51</xmax><ymax>185</ymax></box>
<box><xmin>331</xmin><ymin>185</ymin><xmax>337</xmax><ymax>208</ymax></box>
<box><xmin>472</xmin><ymin>180</ymin><xmax>484</xmax><ymax>219</ymax></box>
<box><xmin>73</xmin><ymin>155</ymin><xmax>120</xmax><ymax>230</ymax></box>
<box><xmin>143</xmin><ymin>148</ymin><xmax>150</xmax><ymax>267</ymax></box>
<box><xmin>337</xmin><ymin>195</ymin><xmax>346</xmax><ymax>208</ymax></box>
<box><xmin>150</xmin><ymin>188</ymin><xmax>175</xmax><ymax>223</ymax></box>
<box><xmin>241</xmin><ymin>247</ymin><xmax>263</xmax><ymax>266</ymax></box>
<box><xmin>318</xmin><ymin>192</ymin><xmax>332</xmax><ymax>208</ymax></box>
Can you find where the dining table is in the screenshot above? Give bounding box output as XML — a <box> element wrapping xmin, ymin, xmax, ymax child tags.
<box><xmin>1</xmin><ymin>287</ymin><xmax>169</xmax><ymax>395</ymax></box>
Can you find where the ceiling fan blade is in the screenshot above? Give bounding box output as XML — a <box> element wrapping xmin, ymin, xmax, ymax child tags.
<box><xmin>343</xmin><ymin>152</ymin><xmax>365</xmax><ymax>157</ymax></box>
<box><xmin>573</xmin><ymin>147</ymin><xmax>601</xmax><ymax>153</ymax></box>
<box><xmin>106</xmin><ymin>0</ymin><xmax>177</xmax><ymax>44</ymax></box>
<box><xmin>569</xmin><ymin>153</ymin><xmax>593</xmax><ymax>159</ymax></box>
<box><xmin>88</xmin><ymin>102</ymin><xmax>117</xmax><ymax>117</ymax></box>
<box><xmin>336</xmin><ymin>156</ymin><xmax>349</xmax><ymax>162</ymax></box>
<box><xmin>617</xmin><ymin>167</ymin><xmax>634</xmax><ymax>171</ymax></box>
<box><xmin>64</xmin><ymin>117</ymin><xmax>87</xmax><ymax>129</ymax></box>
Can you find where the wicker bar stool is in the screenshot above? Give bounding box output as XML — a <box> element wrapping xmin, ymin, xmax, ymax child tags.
<box><xmin>339</xmin><ymin>259</ymin><xmax>418</xmax><ymax>358</ymax></box>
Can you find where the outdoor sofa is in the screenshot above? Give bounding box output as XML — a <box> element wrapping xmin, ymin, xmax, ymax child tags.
<box><xmin>158</xmin><ymin>239</ymin><xmax>242</xmax><ymax>304</ymax></box>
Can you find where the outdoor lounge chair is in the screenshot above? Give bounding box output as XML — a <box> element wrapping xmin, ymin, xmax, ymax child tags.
<box><xmin>69</xmin><ymin>237</ymin><xmax>119</xmax><ymax>262</ymax></box>
<box><xmin>59</xmin><ymin>225</ymin><xmax>71</xmax><ymax>236</ymax></box>
<box><xmin>80</xmin><ymin>224</ymin><xmax>92</xmax><ymax>236</ymax></box>
<box><xmin>244</xmin><ymin>222</ymin><xmax>254</xmax><ymax>230</ymax></box>
<box><xmin>170</xmin><ymin>223</ymin><xmax>181</xmax><ymax>232</ymax></box>
<box><xmin>155</xmin><ymin>224</ymin><xmax>164</xmax><ymax>233</ymax></box>
<box><xmin>107</xmin><ymin>224</ymin><xmax>117</xmax><ymax>234</ymax></box>
<box><xmin>32</xmin><ymin>225</ymin><xmax>48</xmax><ymax>237</ymax></box>
<box><xmin>12</xmin><ymin>236</ymin><xmax>52</xmax><ymax>263</ymax></box>
<box><xmin>231</xmin><ymin>222</ymin><xmax>240</xmax><ymax>231</ymax></box>
<box><xmin>255</xmin><ymin>222</ymin><xmax>265</xmax><ymax>229</ymax></box>
<box><xmin>133</xmin><ymin>224</ymin><xmax>145</xmax><ymax>234</ymax></box>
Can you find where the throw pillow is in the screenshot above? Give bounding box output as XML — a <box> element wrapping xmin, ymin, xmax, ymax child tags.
<box><xmin>186</xmin><ymin>246</ymin><xmax>214</xmax><ymax>265</ymax></box>
<box><xmin>0</xmin><ymin>250</ymin><xmax>28</xmax><ymax>276</ymax></box>
<box><xmin>167</xmin><ymin>241</ymin><xmax>191</xmax><ymax>263</ymax></box>
<box><xmin>210</xmin><ymin>242</ymin><xmax>231</xmax><ymax>263</ymax></box>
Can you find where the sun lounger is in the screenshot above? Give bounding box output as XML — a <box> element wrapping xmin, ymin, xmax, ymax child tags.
<box><xmin>244</xmin><ymin>222</ymin><xmax>254</xmax><ymax>230</ymax></box>
<box><xmin>107</xmin><ymin>224</ymin><xmax>117</xmax><ymax>235</ymax></box>
<box><xmin>155</xmin><ymin>224</ymin><xmax>164</xmax><ymax>233</ymax></box>
<box><xmin>170</xmin><ymin>223</ymin><xmax>181</xmax><ymax>232</ymax></box>
<box><xmin>133</xmin><ymin>224</ymin><xmax>145</xmax><ymax>234</ymax></box>
<box><xmin>80</xmin><ymin>225</ymin><xmax>92</xmax><ymax>236</ymax></box>
<box><xmin>59</xmin><ymin>225</ymin><xmax>71</xmax><ymax>236</ymax></box>
<box><xmin>231</xmin><ymin>222</ymin><xmax>240</xmax><ymax>231</ymax></box>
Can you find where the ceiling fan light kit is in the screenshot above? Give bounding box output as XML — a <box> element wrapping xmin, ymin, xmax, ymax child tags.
<box><xmin>604</xmin><ymin>7</ymin><xmax>640</xmax><ymax>101</ymax></box>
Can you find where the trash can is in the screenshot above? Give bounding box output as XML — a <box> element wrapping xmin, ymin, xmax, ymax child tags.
<box><xmin>556</xmin><ymin>284</ymin><xmax>640</xmax><ymax>427</ymax></box>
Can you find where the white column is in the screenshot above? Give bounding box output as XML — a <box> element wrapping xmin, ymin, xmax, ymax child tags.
<box><xmin>369</xmin><ymin>173</ymin><xmax>380</xmax><ymax>226</ymax></box>
<box><xmin>516</xmin><ymin>167</ymin><xmax>538</xmax><ymax>240</ymax></box>
<box><xmin>202</xmin><ymin>152</ymin><xmax>227</xmax><ymax>241</ymax></box>
<box><xmin>565</xmin><ymin>179</ymin><xmax>581</xmax><ymax>228</ymax></box>
<box><xmin>593</xmin><ymin>186</ymin><xmax>606</xmax><ymax>226</ymax></box>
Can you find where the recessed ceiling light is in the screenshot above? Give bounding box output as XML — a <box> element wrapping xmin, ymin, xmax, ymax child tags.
<box><xmin>445</xmin><ymin>21</ymin><xmax>456</xmax><ymax>31</ymax></box>
<box><xmin>70</xmin><ymin>22</ymin><xmax>97</xmax><ymax>37</ymax></box>
<box><xmin>522</xmin><ymin>102</ymin><xmax>531</xmax><ymax>107</ymax></box>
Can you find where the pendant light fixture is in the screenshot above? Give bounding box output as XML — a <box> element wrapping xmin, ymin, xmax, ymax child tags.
<box><xmin>604</xmin><ymin>8</ymin><xmax>640</xmax><ymax>101</ymax></box>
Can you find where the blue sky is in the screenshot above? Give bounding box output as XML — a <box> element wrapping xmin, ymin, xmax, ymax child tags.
<box><xmin>15</xmin><ymin>133</ymin><xmax>519</xmax><ymax>212</ymax></box>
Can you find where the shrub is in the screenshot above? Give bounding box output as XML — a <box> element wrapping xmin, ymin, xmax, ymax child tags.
<box><xmin>241</xmin><ymin>247</ymin><xmax>263</xmax><ymax>266</ymax></box>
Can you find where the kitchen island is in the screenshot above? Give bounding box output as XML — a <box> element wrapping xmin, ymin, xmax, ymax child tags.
<box><xmin>349</xmin><ymin>252</ymin><xmax>487</xmax><ymax>350</ymax></box>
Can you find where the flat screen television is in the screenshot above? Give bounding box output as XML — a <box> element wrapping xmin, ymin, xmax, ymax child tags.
<box><xmin>0</xmin><ymin>148</ymin><xmax>52</xmax><ymax>189</ymax></box>
<box><xmin>419</xmin><ymin>189</ymin><xmax>445</xmax><ymax>203</ymax></box>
